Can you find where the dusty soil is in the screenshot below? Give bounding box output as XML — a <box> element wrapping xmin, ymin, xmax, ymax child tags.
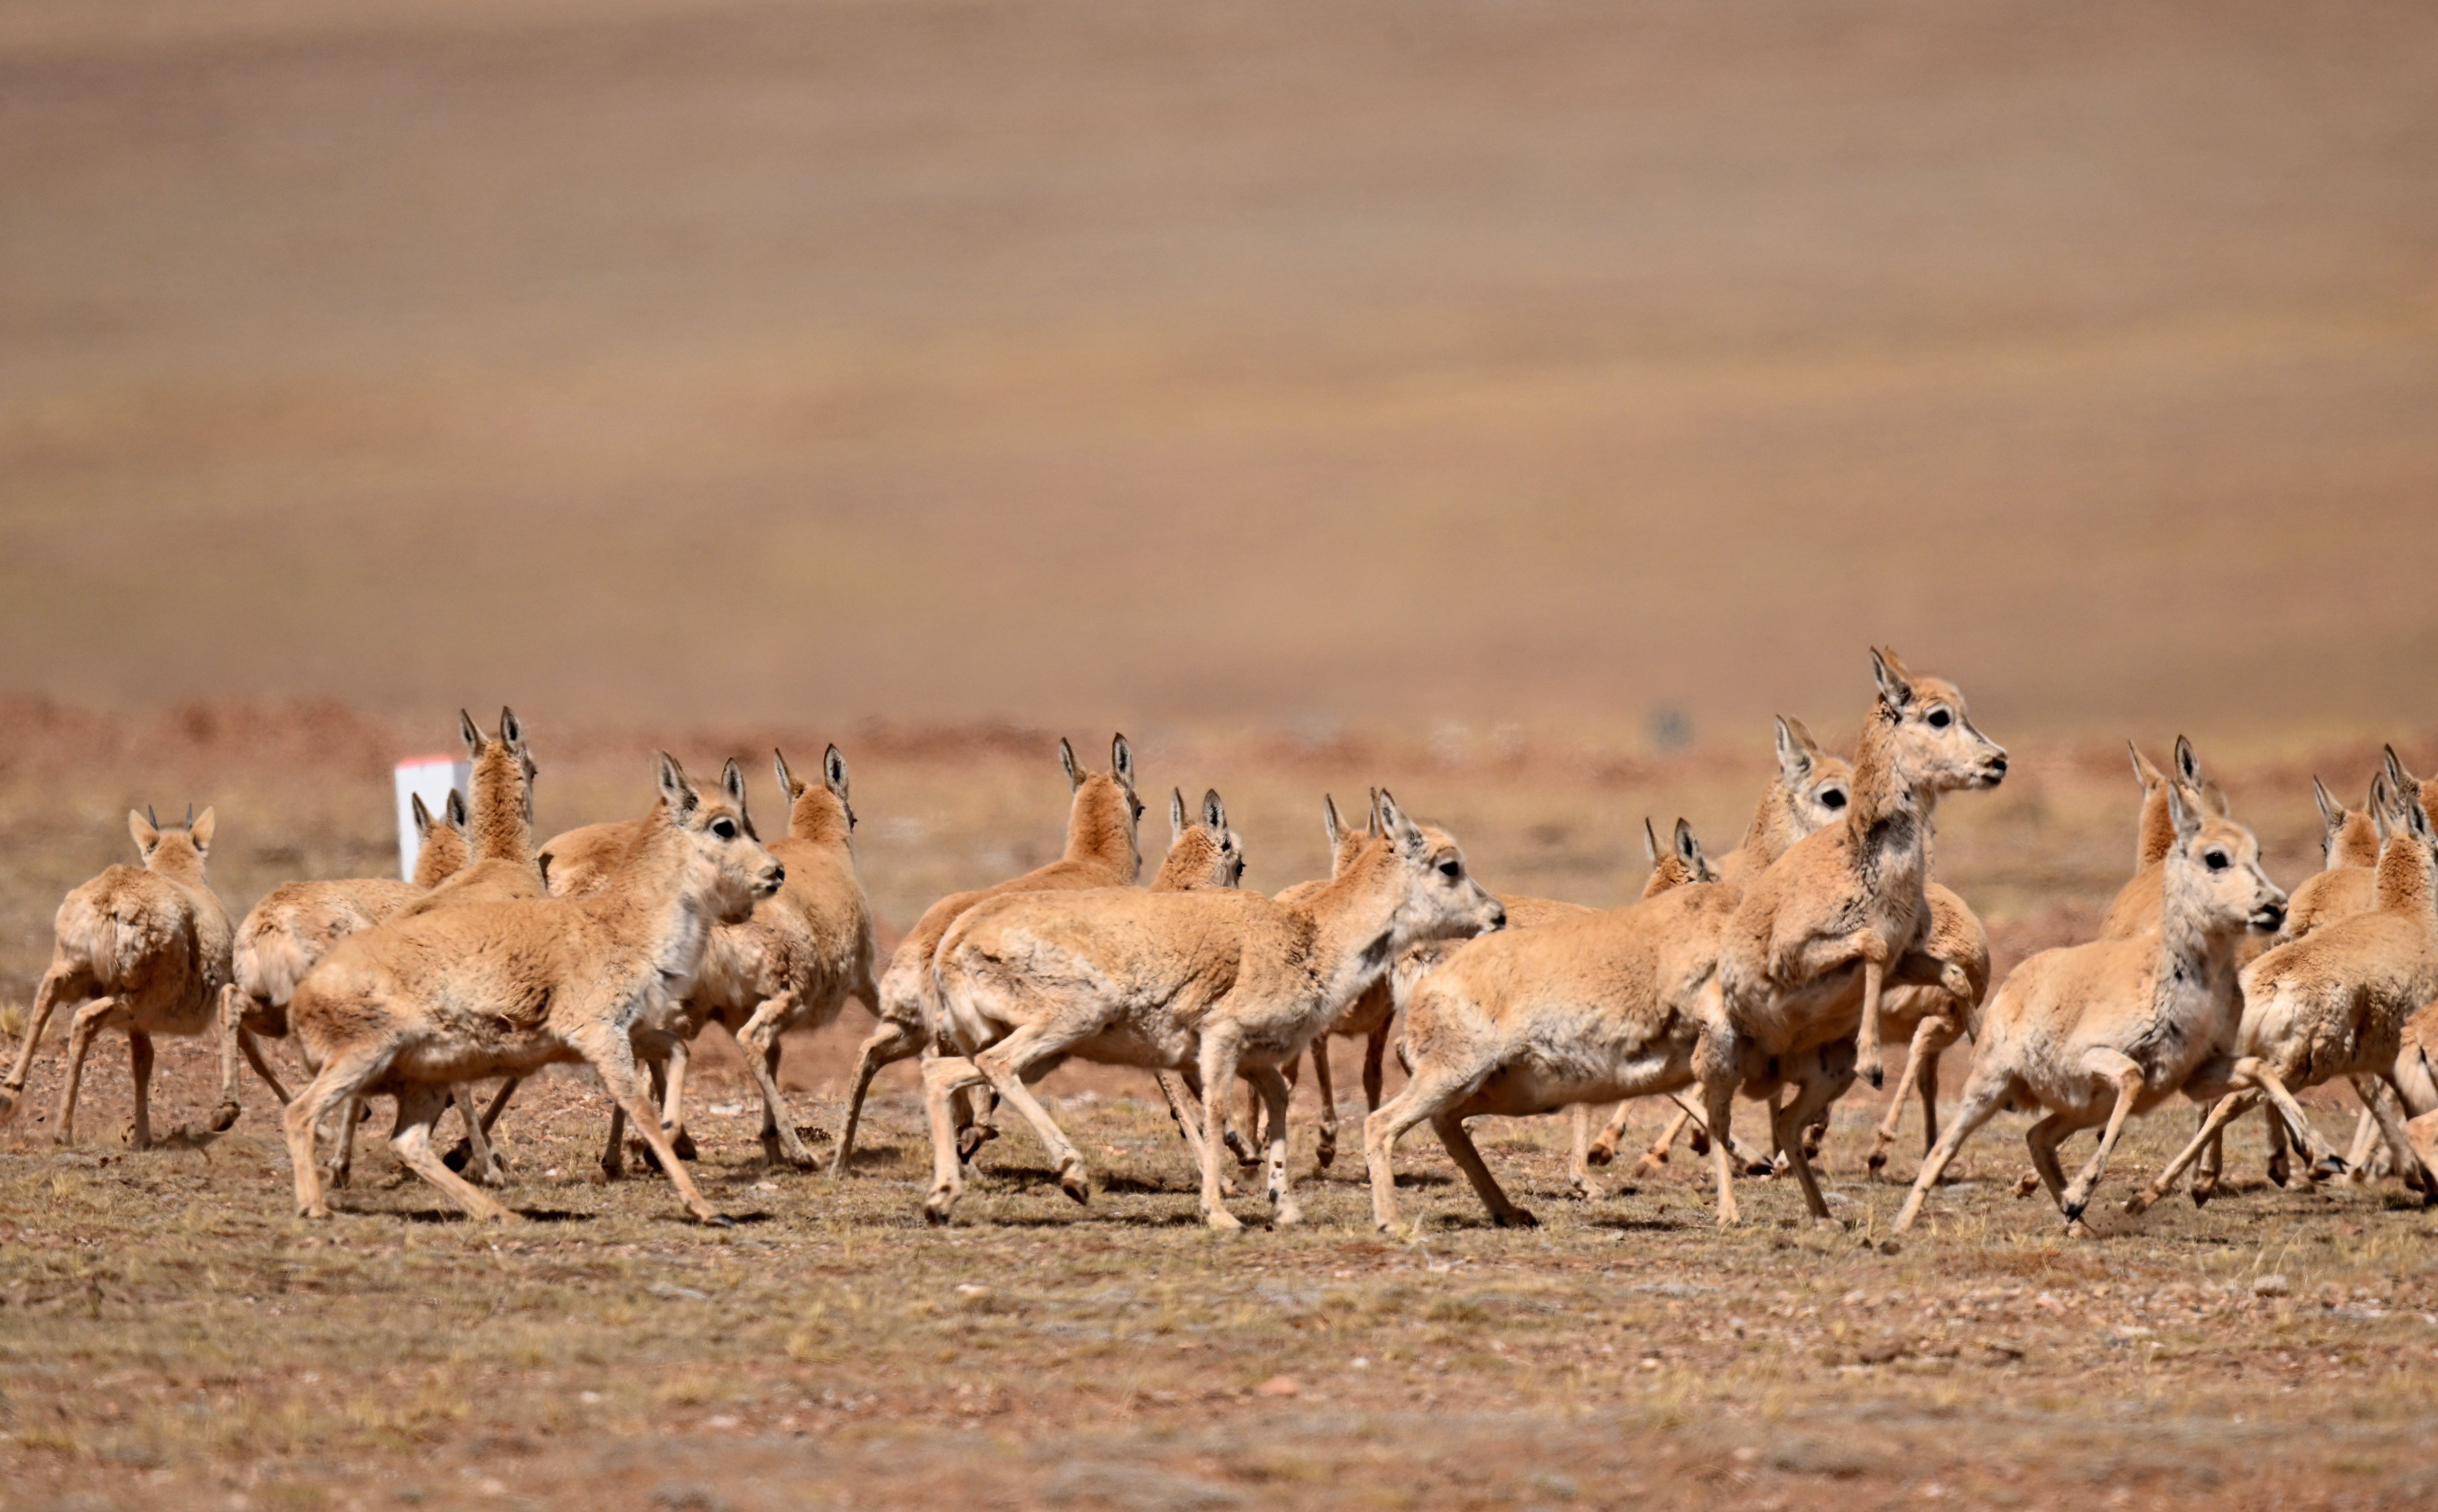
<box><xmin>4</xmin><ymin>710</ymin><xmax>2438</xmax><ymax>1510</ymax></box>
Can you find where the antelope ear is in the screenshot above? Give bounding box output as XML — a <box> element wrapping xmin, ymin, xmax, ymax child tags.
<box><xmin>2128</xmin><ymin>742</ymin><xmax>2164</xmax><ymax>790</ymax></box>
<box><xmin>1870</xmin><ymin>647</ymin><xmax>1914</xmax><ymax>710</ymax></box>
<box><xmin>2401</xmin><ymin>782</ymin><xmax>2436</xmax><ymax>845</ymax></box>
<box><xmin>1675</xmin><ymin>817</ymin><xmax>1703</xmax><ymax>868</ymax></box>
<box><xmin>1321</xmin><ymin>794</ymin><xmax>1344</xmax><ymax>851</ymax></box>
<box><xmin>1642</xmin><ymin>816</ymin><xmax>1661</xmax><ymax>867</ymax></box>
<box><xmin>1774</xmin><ymin>716</ymin><xmax>1814</xmax><ymax>784</ymax></box>
<box><xmin>773</xmin><ymin>748</ymin><xmax>798</xmax><ymax>801</ymax></box>
<box><xmin>825</xmin><ymin>745</ymin><xmax>849</xmax><ymax>802</ymax></box>
<box><xmin>460</xmin><ymin>709</ymin><xmax>484</xmax><ymax>757</ymax></box>
<box><xmin>2312</xmin><ymin>775</ymin><xmax>2340</xmax><ymax>831</ymax></box>
<box><xmin>722</xmin><ymin>757</ymin><xmax>750</xmax><ymax>818</ymax></box>
<box><xmin>2370</xmin><ymin>772</ymin><xmax>2394</xmax><ymax>843</ymax></box>
<box><xmin>1366</xmin><ymin>787</ymin><xmax>1382</xmax><ymax>837</ymax></box>
<box><xmin>655</xmin><ymin>751</ymin><xmax>698</xmax><ymax>814</ymax></box>
<box><xmin>2384</xmin><ymin>744</ymin><xmax>2417</xmax><ymax>793</ymax></box>
<box><xmin>1111</xmin><ymin>733</ymin><xmax>1136</xmax><ymax>792</ymax></box>
<box><xmin>1376</xmin><ymin>789</ymin><xmax>1425</xmax><ymax>856</ymax></box>
<box><xmin>411</xmin><ymin>792</ymin><xmax>435</xmax><ymax>839</ymax></box>
<box><xmin>2174</xmin><ymin>735</ymin><xmax>2200</xmax><ymax>787</ymax></box>
<box><xmin>1059</xmin><ymin>738</ymin><xmax>1081</xmax><ymax>792</ymax></box>
<box><xmin>2167</xmin><ymin>781</ymin><xmax>2202</xmax><ymax>844</ymax></box>
<box><xmin>1203</xmin><ymin>789</ymin><xmax>1227</xmax><ymax>832</ymax></box>
<box><xmin>189</xmin><ymin>807</ymin><xmax>215</xmax><ymax>854</ymax></box>
<box><xmin>446</xmin><ymin>788</ymin><xmax>469</xmax><ymax>828</ymax></box>
<box><xmin>500</xmin><ymin>706</ymin><xmax>525</xmax><ymax>753</ymax></box>
<box><xmin>129</xmin><ymin>808</ymin><xmax>159</xmax><ymax>855</ymax></box>
<box><xmin>1169</xmin><ymin>788</ymin><xmax>1188</xmax><ymax>844</ymax></box>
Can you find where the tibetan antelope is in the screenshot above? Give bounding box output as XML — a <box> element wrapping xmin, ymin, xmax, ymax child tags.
<box><xmin>925</xmin><ymin>791</ymin><xmax>1504</xmax><ymax>1229</ymax></box>
<box><xmin>2128</xmin><ymin>750</ymin><xmax>2438</xmax><ymax>1212</ymax></box>
<box><xmin>394</xmin><ymin>709</ymin><xmax>544</xmax><ymax>916</ymax></box>
<box><xmin>1361</xmin><ymin>836</ymin><xmax>1742</xmax><ymax>1231</ymax></box>
<box><xmin>1</xmin><ymin>807</ymin><xmax>243</xmax><ymax>1146</ymax></box>
<box><xmin>1591</xmin><ymin>720</ymin><xmax>1854</xmax><ymax>1177</ymax></box>
<box><xmin>230</xmin><ymin>789</ymin><xmax>471</xmax><ymax>1102</ymax></box>
<box><xmin>2188</xmin><ymin>770</ymin><xmax>2393</xmax><ymax>1197</ymax></box>
<box><xmin>2282</xmin><ymin>773</ymin><xmax>2391</xmax><ymax>941</ymax></box>
<box><xmin>281</xmin><ymin>754</ymin><xmax>783</xmax><ymax>1224</ymax></box>
<box><xmin>1894</xmin><ymin>781</ymin><xmax>2307</xmax><ymax>1235</ymax></box>
<box><xmin>830</xmin><ymin>735</ymin><xmax>1144</xmax><ymax>1176</ymax></box>
<box><xmin>1705</xmin><ymin>649</ymin><xmax>2006</xmax><ymax>1227</ymax></box>
<box><xmin>551</xmin><ymin>750</ymin><xmax>880</xmax><ymax>1174</ymax></box>
<box><xmin>316</xmin><ymin>709</ymin><xmax>541</xmax><ymax>1187</ymax></box>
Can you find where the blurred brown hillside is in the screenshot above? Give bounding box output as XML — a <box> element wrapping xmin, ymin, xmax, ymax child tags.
<box><xmin>3</xmin><ymin>0</ymin><xmax>2434</xmax><ymax>742</ymax></box>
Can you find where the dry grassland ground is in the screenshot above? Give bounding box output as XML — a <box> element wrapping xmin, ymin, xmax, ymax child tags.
<box><xmin>5</xmin><ymin>711</ymin><xmax>2438</xmax><ymax>1511</ymax></box>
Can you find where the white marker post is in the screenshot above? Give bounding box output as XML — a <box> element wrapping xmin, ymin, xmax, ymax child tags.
<box><xmin>395</xmin><ymin>754</ymin><xmax>473</xmax><ymax>882</ymax></box>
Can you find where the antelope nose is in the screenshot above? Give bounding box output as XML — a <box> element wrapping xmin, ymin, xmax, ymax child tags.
<box><xmin>764</xmin><ymin>863</ymin><xmax>786</xmax><ymax>890</ymax></box>
<box><xmin>1485</xmin><ymin>902</ymin><xmax>1508</xmax><ymax>931</ymax></box>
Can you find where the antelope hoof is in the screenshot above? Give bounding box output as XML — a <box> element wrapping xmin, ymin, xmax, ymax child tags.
<box><xmin>2064</xmin><ymin>1218</ymin><xmax>2097</xmax><ymax>1240</ymax></box>
<box><xmin>2124</xmin><ymin>1190</ymin><xmax>2157</xmax><ymax>1217</ymax></box>
<box><xmin>1058</xmin><ymin>1161</ymin><xmax>1091</xmax><ymax>1205</ymax></box>
<box><xmin>1584</xmin><ymin>1144</ymin><xmax>1615</xmax><ymax>1168</ymax></box>
<box><xmin>1745</xmin><ymin>1158</ymin><xmax>1777</xmax><ymax>1179</ymax></box>
<box><xmin>2313</xmin><ymin>1154</ymin><xmax>2349</xmax><ymax>1181</ymax></box>
<box><xmin>1688</xmin><ymin>1130</ymin><xmax>1710</xmax><ymax>1156</ymax></box>
<box><xmin>299</xmin><ymin>1202</ymin><xmax>333</xmax><ymax>1221</ymax></box>
<box><xmin>922</xmin><ymin>1188</ymin><xmax>957</xmax><ymax>1224</ymax></box>
<box><xmin>1274</xmin><ymin>1202</ymin><xmax>1305</xmax><ymax>1228</ymax></box>
<box><xmin>669</xmin><ymin>1129</ymin><xmax>699</xmax><ymax>1161</ymax></box>
<box><xmin>442</xmin><ymin>1140</ymin><xmax>473</xmax><ymax>1173</ymax></box>
<box><xmin>1864</xmin><ymin>1066</ymin><xmax>1885</xmax><ymax>1091</ymax></box>
<box><xmin>955</xmin><ymin>1125</ymin><xmax>987</xmax><ymax>1162</ymax></box>
<box><xmin>1631</xmin><ymin>1155</ymin><xmax>1666</xmax><ymax>1178</ymax></box>
<box><xmin>1205</xmin><ymin>1207</ymin><xmax>1244</xmax><ymax>1233</ymax></box>
<box><xmin>2010</xmin><ymin>1172</ymin><xmax>2041</xmax><ymax>1199</ymax></box>
<box><xmin>694</xmin><ymin>1210</ymin><xmax>732</xmax><ymax>1228</ymax></box>
<box><xmin>2265</xmin><ymin>1154</ymin><xmax>2290</xmax><ymax>1187</ymax></box>
<box><xmin>1814</xmin><ymin>1216</ymin><xmax>1844</xmax><ymax>1232</ymax></box>
<box><xmin>208</xmin><ymin>1100</ymin><xmax>241</xmax><ymax>1133</ymax></box>
<box><xmin>1493</xmin><ymin>1207</ymin><xmax>1540</xmax><ymax>1230</ymax></box>
<box><xmin>2062</xmin><ymin>1197</ymin><xmax>2088</xmax><ymax>1223</ymax></box>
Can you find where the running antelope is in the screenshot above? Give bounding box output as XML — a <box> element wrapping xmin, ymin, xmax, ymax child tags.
<box><xmin>1152</xmin><ymin>788</ymin><xmax>1245</xmax><ymax>892</ymax></box>
<box><xmin>230</xmin><ymin>789</ymin><xmax>471</xmax><ymax>1102</ymax></box>
<box><xmin>395</xmin><ymin>708</ymin><xmax>544</xmax><ymax>916</ymax></box>
<box><xmin>2128</xmin><ymin>750</ymin><xmax>2438</xmax><ymax>1212</ymax></box>
<box><xmin>544</xmin><ymin>749</ymin><xmax>879</xmax><ymax>1174</ymax></box>
<box><xmin>2188</xmin><ymin>770</ymin><xmax>2392</xmax><ymax>1197</ymax></box>
<box><xmin>1705</xmin><ymin>649</ymin><xmax>2006</xmax><ymax>1227</ymax></box>
<box><xmin>1361</xmin><ymin>842</ymin><xmax>1742</xmax><ymax>1231</ymax></box>
<box><xmin>281</xmin><ymin>754</ymin><xmax>783</xmax><ymax>1224</ymax></box>
<box><xmin>2282</xmin><ymin>773</ymin><xmax>2391</xmax><ymax>942</ymax></box>
<box><xmin>1894</xmin><ymin>781</ymin><xmax>2307</xmax><ymax>1235</ymax></box>
<box><xmin>830</xmin><ymin>735</ymin><xmax>1143</xmax><ymax>1176</ymax></box>
<box><xmin>1</xmin><ymin>807</ymin><xmax>243</xmax><ymax>1146</ymax></box>
<box><xmin>926</xmin><ymin>791</ymin><xmax>1504</xmax><ymax>1229</ymax></box>
<box><xmin>1592</xmin><ymin>720</ymin><xmax>1853</xmax><ymax>1176</ymax></box>
<box><xmin>319</xmin><ymin>709</ymin><xmax>541</xmax><ymax>1187</ymax></box>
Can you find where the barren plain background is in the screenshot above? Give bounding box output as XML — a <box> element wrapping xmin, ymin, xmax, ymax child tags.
<box><xmin>6</xmin><ymin>1</ymin><xmax>2438</xmax><ymax>1508</ymax></box>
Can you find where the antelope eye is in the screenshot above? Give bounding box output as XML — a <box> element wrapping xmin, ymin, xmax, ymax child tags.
<box><xmin>2204</xmin><ymin>849</ymin><xmax>2230</xmax><ymax>872</ymax></box>
<box><xmin>1438</xmin><ymin>859</ymin><xmax>1462</xmax><ymax>880</ymax></box>
<box><xmin>1820</xmin><ymin>789</ymin><xmax>1847</xmax><ymax>810</ymax></box>
<box><xmin>711</xmin><ymin>818</ymin><xmax>739</xmax><ymax>840</ymax></box>
<box><xmin>1926</xmin><ymin>708</ymin><xmax>1953</xmax><ymax>729</ymax></box>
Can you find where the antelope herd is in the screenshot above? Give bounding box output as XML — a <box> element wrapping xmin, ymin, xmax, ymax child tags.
<box><xmin>5</xmin><ymin>647</ymin><xmax>2438</xmax><ymax>1246</ymax></box>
